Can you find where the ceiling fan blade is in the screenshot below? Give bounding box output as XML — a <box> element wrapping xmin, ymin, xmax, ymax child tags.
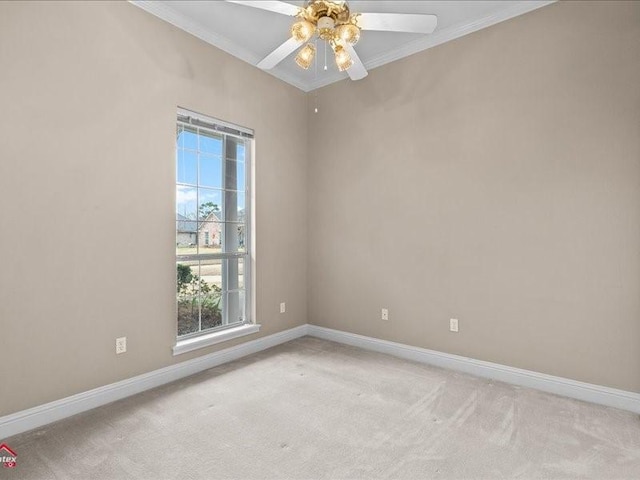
<box><xmin>225</xmin><ymin>1</ymin><xmax>300</xmax><ymax>17</ymax></box>
<box><xmin>257</xmin><ymin>37</ymin><xmax>302</xmax><ymax>70</ymax></box>
<box><xmin>342</xmin><ymin>42</ymin><xmax>368</xmax><ymax>81</ymax></box>
<box><xmin>356</xmin><ymin>13</ymin><xmax>438</xmax><ymax>34</ymax></box>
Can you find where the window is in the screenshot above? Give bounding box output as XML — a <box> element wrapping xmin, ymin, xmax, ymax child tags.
<box><xmin>175</xmin><ymin>108</ymin><xmax>252</xmax><ymax>338</ymax></box>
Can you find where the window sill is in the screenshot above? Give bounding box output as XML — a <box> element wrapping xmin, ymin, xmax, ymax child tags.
<box><xmin>173</xmin><ymin>324</ymin><xmax>261</xmax><ymax>356</ymax></box>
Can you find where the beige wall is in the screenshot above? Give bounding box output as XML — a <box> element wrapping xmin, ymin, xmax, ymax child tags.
<box><xmin>308</xmin><ymin>1</ymin><xmax>640</xmax><ymax>392</ymax></box>
<box><xmin>1</xmin><ymin>0</ymin><xmax>638</xmax><ymax>418</ymax></box>
<box><xmin>0</xmin><ymin>1</ymin><xmax>307</xmax><ymax>416</ymax></box>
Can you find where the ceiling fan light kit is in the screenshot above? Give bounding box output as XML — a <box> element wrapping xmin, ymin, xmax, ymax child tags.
<box><xmin>336</xmin><ymin>23</ymin><xmax>360</xmax><ymax>45</ymax></box>
<box><xmin>291</xmin><ymin>19</ymin><xmax>315</xmax><ymax>43</ymax></box>
<box><xmin>332</xmin><ymin>44</ymin><xmax>353</xmax><ymax>71</ymax></box>
<box><xmin>228</xmin><ymin>0</ymin><xmax>437</xmax><ymax>81</ymax></box>
<box><xmin>290</xmin><ymin>1</ymin><xmax>361</xmax><ymax>72</ymax></box>
<box><xmin>295</xmin><ymin>43</ymin><xmax>316</xmax><ymax>69</ymax></box>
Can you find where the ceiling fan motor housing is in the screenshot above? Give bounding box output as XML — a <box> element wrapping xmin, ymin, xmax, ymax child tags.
<box><xmin>317</xmin><ymin>16</ymin><xmax>336</xmax><ymax>40</ymax></box>
<box><xmin>303</xmin><ymin>0</ymin><xmax>351</xmax><ymax>24</ymax></box>
<box><xmin>300</xmin><ymin>0</ymin><xmax>357</xmax><ymax>42</ymax></box>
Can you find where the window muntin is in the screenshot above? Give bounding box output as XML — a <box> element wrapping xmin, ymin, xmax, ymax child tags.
<box><xmin>175</xmin><ymin>110</ymin><xmax>252</xmax><ymax>338</ymax></box>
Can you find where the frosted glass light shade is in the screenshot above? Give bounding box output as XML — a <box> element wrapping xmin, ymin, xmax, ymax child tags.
<box><xmin>333</xmin><ymin>45</ymin><xmax>352</xmax><ymax>72</ymax></box>
<box><xmin>295</xmin><ymin>43</ymin><xmax>316</xmax><ymax>69</ymax></box>
<box><xmin>291</xmin><ymin>20</ymin><xmax>316</xmax><ymax>43</ymax></box>
<box><xmin>336</xmin><ymin>24</ymin><xmax>360</xmax><ymax>45</ymax></box>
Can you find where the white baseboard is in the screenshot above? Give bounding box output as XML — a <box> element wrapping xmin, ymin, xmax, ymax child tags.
<box><xmin>4</xmin><ymin>323</ymin><xmax>639</xmax><ymax>441</ymax></box>
<box><xmin>0</xmin><ymin>324</ymin><xmax>308</xmax><ymax>440</ymax></box>
<box><xmin>306</xmin><ymin>325</ymin><xmax>640</xmax><ymax>414</ymax></box>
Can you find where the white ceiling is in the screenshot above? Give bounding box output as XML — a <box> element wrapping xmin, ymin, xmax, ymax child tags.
<box><xmin>131</xmin><ymin>1</ymin><xmax>554</xmax><ymax>92</ymax></box>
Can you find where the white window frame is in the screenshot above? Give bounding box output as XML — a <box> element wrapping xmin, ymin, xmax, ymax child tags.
<box><xmin>174</xmin><ymin>108</ymin><xmax>256</xmax><ymax>353</ymax></box>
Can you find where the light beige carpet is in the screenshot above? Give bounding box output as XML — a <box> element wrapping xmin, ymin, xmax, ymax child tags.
<box><xmin>4</xmin><ymin>337</ymin><xmax>640</xmax><ymax>479</ymax></box>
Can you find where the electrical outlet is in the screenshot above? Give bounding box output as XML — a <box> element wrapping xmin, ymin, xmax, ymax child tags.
<box><xmin>450</xmin><ymin>318</ymin><xmax>459</xmax><ymax>333</ymax></box>
<box><xmin>381</xmin><ymin>308</ymin><xmax>389</xmax><ymax>321</ymax></box>
<box><xmin>280</xmin><ymin>302</ymin><xmax>286</xmax><ymax>314</ymax></box>
<box><xmin>115</xmin><ymin>337</ymin><xmax>127</xmax><ymax>354</ymax></box>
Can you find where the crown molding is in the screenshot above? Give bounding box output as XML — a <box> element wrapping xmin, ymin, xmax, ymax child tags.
<box><xmin>130</xmin><ymin>1</ymin><xmax>555</xmax><ymax>93</ymax></box>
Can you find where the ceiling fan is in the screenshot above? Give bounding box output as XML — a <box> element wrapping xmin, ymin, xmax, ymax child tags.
<box><xmin>226</xmin><ymin>1</ymin><xmax>438</xmax><ymax>80</ymax></box>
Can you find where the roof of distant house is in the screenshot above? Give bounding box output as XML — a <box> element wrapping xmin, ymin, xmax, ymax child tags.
<box><xmin>177</xmin><ymin>210</ymin><xmax>223</xmax><ymax>233</ymax></box>
<box><xmin>202</xmin><ymin>210</ymin><xmax>222</xmax><ymax>223</ymax></box>
<box><xmin>176</xmin><ymin>213</ymin><xmax>197</xmax><ymax>233</ymax></box>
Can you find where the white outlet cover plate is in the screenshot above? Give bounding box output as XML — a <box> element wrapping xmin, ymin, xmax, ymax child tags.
<box><xmin>381</xmin><ymin>308</ymin><xmax>389</xmax><ymax>321</ymax></box>
<box><xmin>116</xmin><ymin>337</ymin><xmax>127</xmax><ymax>354</ymax></box>
<box><xmin>450</xmin><ymin>319</ymin><xmax>459</xmax><ymax>332</ymax></box>
<box><xmin>280</xmin><ymin>302</ymin><xmax>286</xmax><ymax>314</ymax></box>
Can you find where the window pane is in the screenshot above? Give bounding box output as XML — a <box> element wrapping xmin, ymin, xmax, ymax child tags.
<box><xmin>176</xmin><ymin>186</ymin><xmax>197</xmax><ymax>220</ymax></box>
<box><xmin>177</xmin><ymin>260</ymin><xmax>199</xmax><ymax>336</ymax></box>
<box><xmin>176</xmin><ymin>221</ymin><xmax>197</xmax><ymax>256</ymax></box>
<box><xmin>223</xmin><ymin>258</ymin><xmax>240</xmax><ymax>295</ymax></box>
<box><xmin>177</xmin><ymin>149</ymin><xmax>197</xmax><ymax>185</ymax></box>
<box><xmin>197</xmin><ymin>222</ymin><xmax>222</xmax><ymax>252</ymax></box>
<box><xmin>222</xmin><ymin>190</ymin><xmax>245</xmax><ymax>223</ymax></box>
<box><xmin>178</xmin><ymin>126</ymin><xmax>198</xmax><ymax>150</ymax></box>
<box><xmin>199</xmin><ymin>260</ymin><xmax>223</xmax><ymax>331</ymax></box>
<box><xmin>237</xmin><ymin>257</ymin><xmax>245</xmax><ymax>288</ymax></box>
<box><xmin>225</xmin><ymin>290</ymin><xmax>245</xmax><ymax>325</ymax></box>
<box><xmin>227</xmin><ymin>141</ymin><xmax>246</xmax><ymax>162</ymax></box>
<box><xmin>176</xmin><ymin>111</ymin><xmax>251</xmax><ymax>336</ymax></box>
<box><xmin>222</xmin><ymin>223</ymin><xmax>246</xmax><ymax>253</ymax></box>
<box><xmin>225</xmin><ymin>160</ymin><xmax>245</xmax><ymax>192</ymax></box>
<box><xmin>198</xmin><ymin>188</ymin><xmax>223</xmax><ymax>221</ymax></box>
<box><xmin>236</xmin><ymin>225</ymin><xmax>247</xmax><ymax>252</ymax></box>
<box><xmin>221</xmin><ymin>249</ymin><xmax>247</xmax><ymax>324</ymax></box>
<box><xmin>200</xmin><ymin>155</ymin><xmax>222</xmax><ymax>189</ymax></box>
<box><xmin>199</xmin><ymin>131</ymin><xmax>223</xmax><ymax>155</ymax></box>
<box><xmin>238</xmin><ymin>195</ymin><xmax>247</xmax><ymax>223</ymax></box>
